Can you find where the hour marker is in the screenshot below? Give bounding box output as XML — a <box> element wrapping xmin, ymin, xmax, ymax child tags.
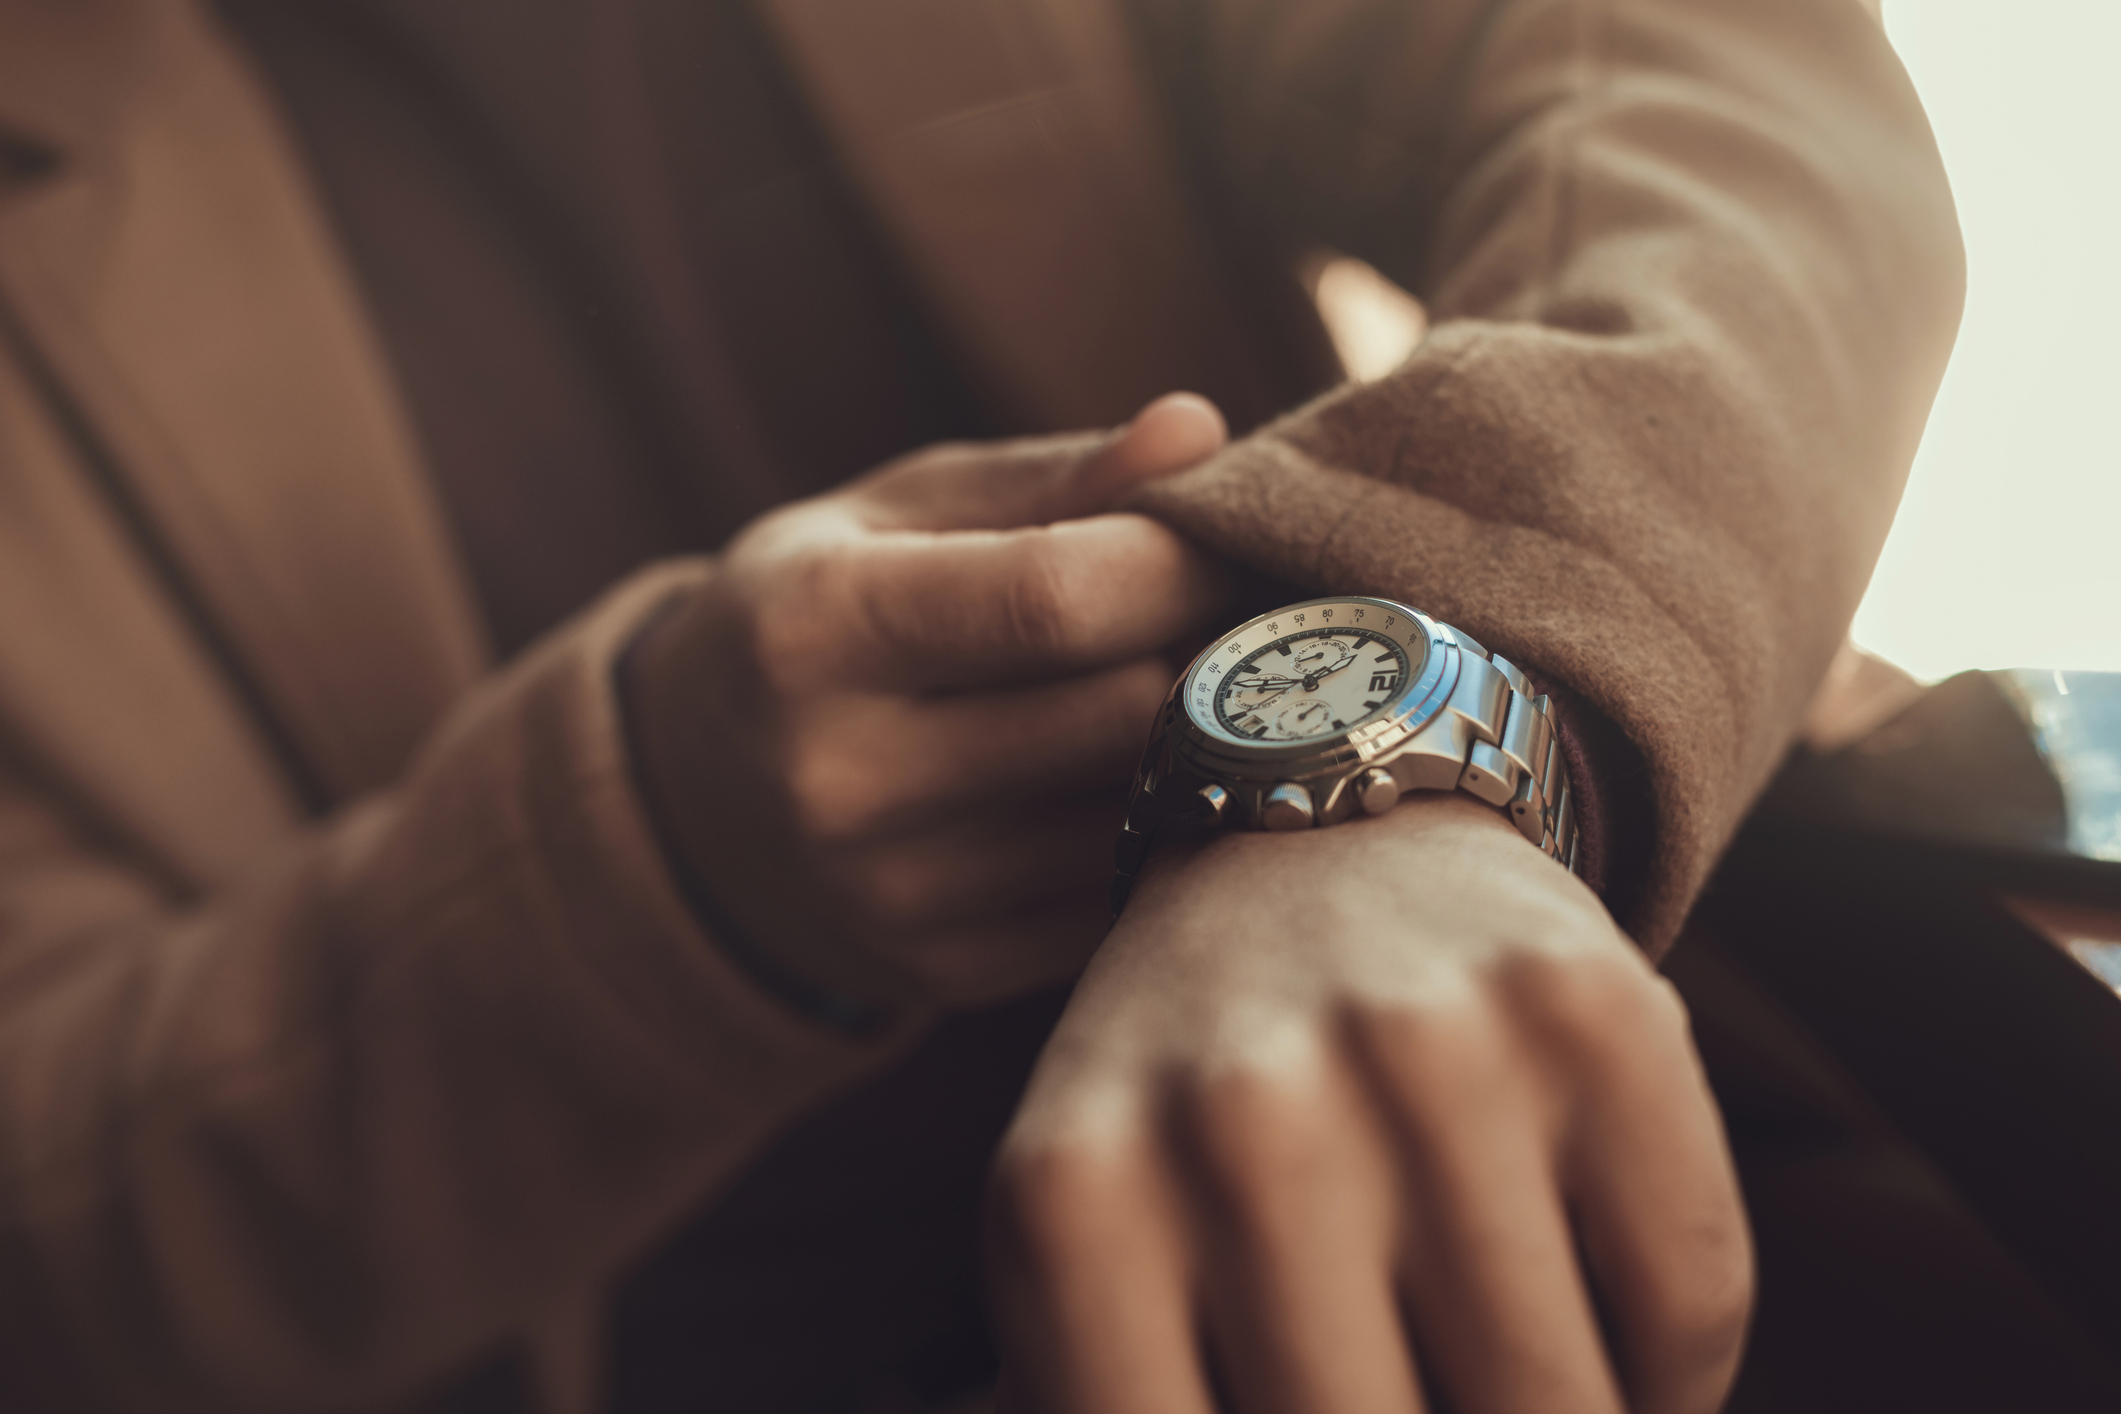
<box><xmin>1275</xmin><ymin>644</ymin><xmax>1293</xmax><ymax>657</ymax></box>
<box><xmin>1246</xmin><ymin>722</ymin><xmax>1269</xmax><ymax>738</ymax></box>
<box><xmin>1363</xmin><ymin>700</ymin><xmax>1382</xmax><ymax>711</ymax></box>
<box><xmin>1374</xmin><ymin>651</ymin><xmax>1396</xmax><ymax>663</ymax></box>
<box><xmin>1331</xmin><ymin>718</ymin><xmax>1348</xmax><ymax>730</ymax></box>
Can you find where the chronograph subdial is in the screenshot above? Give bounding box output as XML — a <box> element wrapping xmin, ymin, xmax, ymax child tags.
<box><xmin>1288</xmin><ymin>637</ymin><xmax>1356</xmax><ymax>688</ymax></box>
<box><xmin>1274</xmin><ymin>699</ymin><xmax>1336</xmax><ymax>738</ymax></box>
<box><xmin>1220</xmin><ymin>676</ymin><xmax>1293</xmax><ymax>720</ymax></box>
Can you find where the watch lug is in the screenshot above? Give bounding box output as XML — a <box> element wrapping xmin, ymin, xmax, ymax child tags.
<box><xmin>1378</xmin><ymin>711</ymin><xmax>1476</xmax><ymax>794</ymax></box>
<box><xmin>1459</xmin><ymin>740</ymin><xmax>1519</xmax><ymax>807</ymax></box>
<box><xmin>1445</xmin><ymin>650</ymin><xmax>1510</xmax><ymax>745</ymax></box>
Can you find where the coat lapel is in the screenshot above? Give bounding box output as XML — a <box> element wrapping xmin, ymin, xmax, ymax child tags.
<box><xmin>758</xmin><ymin>0</ymin><xmax>1284</xmax><ymax>432</ymax></box>
<box><xmin>0</xmin><ymin>0</ymin><xmax>488</xmax><ymax>855</ymax></box>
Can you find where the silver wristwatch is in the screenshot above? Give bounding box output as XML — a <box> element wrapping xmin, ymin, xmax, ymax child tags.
<box><xmin>1112</xmin><ymin>595</ymin><xmax>1578</xmax><ymax>913</ymax></box>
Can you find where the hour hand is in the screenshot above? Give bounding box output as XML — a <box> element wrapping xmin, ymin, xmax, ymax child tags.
<box><xmin>1229</xmin><ymin>673</ymin><xmax>1300</xmax><ymax>692</ymax></box>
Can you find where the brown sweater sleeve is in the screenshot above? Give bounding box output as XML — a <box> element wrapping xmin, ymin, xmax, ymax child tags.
<box><xmin>1133</xmin><ymin>0</ymin><xmax>1962</xmax><ymax>949</ymax></box>
<box><xmin>0</xmin><ymin>563</ymin><xmax>913</xmax><ymax>1412</ymax></box>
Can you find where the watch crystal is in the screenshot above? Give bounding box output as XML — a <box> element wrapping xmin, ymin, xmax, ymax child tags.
<box><xmin>1186</xmin><ymin>600</ymin><xmax>1429</xmax><ymax>747</ymax></box>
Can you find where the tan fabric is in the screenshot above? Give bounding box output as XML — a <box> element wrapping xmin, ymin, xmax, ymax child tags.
<box><xmin>772</xmin><ymin>0</ymin><xmax>1962</xmax><ymax>942</ymax></box>
<box><xmin>1132</xmin><ymin>0</ymin><xmax>1963</xmax><ymax>943</ymax></box>
<box><xmin>0</xmin><ymin>0</ymin><xmax>1957</xmax><ymax>1408</ymax></box>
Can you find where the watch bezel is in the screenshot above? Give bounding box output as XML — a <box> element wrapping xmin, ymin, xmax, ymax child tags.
<box><xmin>1171</xmin><ymin>596</ymin><xmax>1459</xmax><ymax>781</ymax></box>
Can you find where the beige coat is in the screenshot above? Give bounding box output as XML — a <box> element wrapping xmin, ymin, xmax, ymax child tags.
<box><xmin>0</xmin><ymin>0</ymin><xmax>1959</xmax><ymax>1407</ymax></box>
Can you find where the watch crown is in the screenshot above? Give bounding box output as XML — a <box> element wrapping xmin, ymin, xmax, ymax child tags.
<box><xmin>1260</xmin><ymin>782</ymin><xmax>1316</xmax><ymax>831</ymax></box>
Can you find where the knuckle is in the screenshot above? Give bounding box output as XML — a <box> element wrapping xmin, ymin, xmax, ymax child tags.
<box><xmin>748</xmin><ymin>550</ymin><xmax>844</xmax><ymax>677</ymax></box>
<box><xmin>862</xmin><ymin>438</ymin><xmax>973</xmax><ymax>496</ymax></box>
<box><xmin>781</xmin><ymin>755</ymin><xmax>842</xmax><ymax>841</ymax></box>
<box><xmin>842</xmin><ymin>851</ymin><xmax>939</xmax><ymax>929</ymax></box>
<box><xmin>1177</xmin><ymin>1065</ymin><xmax>1354</xmax><ymax>1235</ymax></box>
<box><xmin>1348</xmin><ymin>988</ymin><xmax>1515</xmax><ymax>1093</ymax></box>
<box><xmin>986</xmin><ymin>1134</ymin><xmax>1134</xmax><ymax>1266</ymax></box>
<box><xmin>1002</xmin><ymin>535</ymin><xmax>1093</xmax><ymax>658</ymax></box>
<box><xmin>1501</xmin><ymin>944</ymin><xmax>1673</xmax><ymax>1050</ymax></box>
<box><xmin>1655</xmin><ymin>1229</ymin><xmax>1758</xmax><ymax>1376</ymax></box>
<box><xmin>782</xmin><ymin>732</ymin><xmax>885</xmax><ymax>842</ymax></box>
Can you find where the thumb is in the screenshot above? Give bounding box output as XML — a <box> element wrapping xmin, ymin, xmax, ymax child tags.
<box><xmin>854</xmin><ymin>392</ymin><xmax>1228</xmax><ymax>532</ymax></box>
<box><xmin>1073</xmin><ymin>392</ymin><xmax>1229</xmax><ymax>508</ymax></box>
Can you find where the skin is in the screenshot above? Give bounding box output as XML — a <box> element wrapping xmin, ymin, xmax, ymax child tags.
<box><xmin>626</xmin><ymin>391</ymin><xmax>1754</xmax><ymax>1410</ymax></box>
<box><xmin>988</xmin><ymin>796</ymin><xmax>1753</xmax><ymax>1414</ymax></box>
<box><xmin>624</xmin><ymin>392</ymin><xmax>1236</xmax><ymax>1008</ymax></box>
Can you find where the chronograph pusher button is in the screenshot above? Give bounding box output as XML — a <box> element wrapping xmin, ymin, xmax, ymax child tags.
<box><xmin>1260</xmin><ymin>783</ymin><xmax>1316</xmax><ymax>831</ymax></box>
<box><xmin>1355</xmin><ymin>768</ymin><xmax>1400</xmax><ymax>816</ymax></box>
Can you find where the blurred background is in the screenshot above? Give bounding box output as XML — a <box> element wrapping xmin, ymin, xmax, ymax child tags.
<box><xmin>1853</xmin><ymin>0</ymin><xmax>2121</xmax><ymax>679</ymax></box>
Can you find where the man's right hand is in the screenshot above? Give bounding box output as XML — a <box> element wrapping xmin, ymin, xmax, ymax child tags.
<box><xmin>622</xmin><ymin>394</ymin><xmax>1230</xmax><ymax>1017</ymax></box>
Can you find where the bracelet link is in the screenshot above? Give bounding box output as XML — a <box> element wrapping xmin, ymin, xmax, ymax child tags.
<box><xmin>1448</xmin><ymin>652</ymin><xmax>1511</xmax><ymax>745</ymax></box>
<box><xmin>1459</xmin><ymin>740</ymin><xmax>1519</xmax><ymax>807</ymax></box>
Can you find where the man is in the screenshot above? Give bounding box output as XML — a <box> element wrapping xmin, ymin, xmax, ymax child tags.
<box><xmin>0</xmin><ymin>0</ymin><xmax>1959</xmax><ymax>1410</ymax></box>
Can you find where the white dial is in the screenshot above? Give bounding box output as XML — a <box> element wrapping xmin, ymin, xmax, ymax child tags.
<box><xmin>1185</xmin><ymin>599</ymin><xmax>1428</xmax><ymax>747</ymax></box>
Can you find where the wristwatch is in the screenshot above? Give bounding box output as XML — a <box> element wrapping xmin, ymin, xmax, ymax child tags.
<box><xmin>1111</xmin><ymin>595</ymin><xmax>1578</xmax><ymax>914</ymax></box>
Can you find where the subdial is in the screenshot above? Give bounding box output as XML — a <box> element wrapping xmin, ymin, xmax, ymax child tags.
<box><xmin>1290</xmin><ymin>637</ymin><xmax>1356</xmax><ymax>689</ymax></box>
<box><xmin>1223</xmin><ymin>679</ymin><xmax>1291</xmax><ymax>717</ymax></box>
<box><xmin>1275</xmin><ymin>698</ymin><xmax>1336</xmax><ymax>738</ymax></box>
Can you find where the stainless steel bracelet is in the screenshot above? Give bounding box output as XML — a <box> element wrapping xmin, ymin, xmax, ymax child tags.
<box><xmin>1446</xmin><ymin>627</ymin><xmax>1580</xmax><ymax>872</ymax></box>
<box><xmin>1110</xmin><ymin>625</ymin><xmax>1578</xmax><ymax>916</ymax></box>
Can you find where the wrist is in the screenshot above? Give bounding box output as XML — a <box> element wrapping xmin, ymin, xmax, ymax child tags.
<box><xmin>1131</xmin><ymin>786</ymin><xmax>1526</xmax><ymax>900</ymax></box>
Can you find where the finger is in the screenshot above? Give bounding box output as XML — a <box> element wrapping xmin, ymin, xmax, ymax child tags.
<box><xmin>788</xmin><ymin>657</ymin><xmax>1168</xmax><ymax>840</ymax></box>
<box><xmin>1559</xmin><ymin>983</ymin><xmax>1753</xmax><ymax>1414</ymax></box>
<box><xmin>1349</xmin><ymin>1006</ymin><xmax>1627</xmax><ymax>1414</ymax></box>
<box><xmin>827</xmin><ymin>514</ymin><xmax>1229</xmax><ymax>690</ymax></box>
<box><xmin>857</xmin><ymin>393</ymin><xmax>1227</xmax><ymax>532</ymax></box>
<box><xmin>1073</xmin><ymin>393</ymin><xmax>1228</xmax><ymax>508</ymax></box>
<box><xmin>1177</xmin><ymin>1065</ymin><xmax>1429</xmax><ymax>1414</ymax></box>
<box><xmin>987</xmin><ymin>1130</ymin><xmax>1217</xmax><ymax>1414</ymax></box>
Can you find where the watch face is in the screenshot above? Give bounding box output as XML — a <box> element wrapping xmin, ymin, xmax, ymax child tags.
<box><xmin>1184</xmin><ymin>598</ymin><xmax>1433</xmax><ymax>749</ymax></box>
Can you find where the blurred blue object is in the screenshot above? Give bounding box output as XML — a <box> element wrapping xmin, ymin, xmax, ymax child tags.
<box><xmin>2003</xmin><ymin>670</ymin><xmax>2121</xmax><ymax>864</ymax></box>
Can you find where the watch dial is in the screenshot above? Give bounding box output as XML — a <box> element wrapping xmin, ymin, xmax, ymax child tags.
<box><xmin>1188</xmin><ymin>601</ymin><xmax>1424</xmax><ymax>746</ymax></box>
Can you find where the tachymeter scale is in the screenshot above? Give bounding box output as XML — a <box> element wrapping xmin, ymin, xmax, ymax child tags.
<box><xmin>1187</xmin><ymin>603</ymin><xmax>1421</xmax><ymax>746</ymax></box>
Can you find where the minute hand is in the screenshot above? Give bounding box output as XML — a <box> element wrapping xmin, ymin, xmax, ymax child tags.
<box><xmin>1296</xmin><ymin>645</ymin><xmax>1357</xmax><ymax>690</ymax></box>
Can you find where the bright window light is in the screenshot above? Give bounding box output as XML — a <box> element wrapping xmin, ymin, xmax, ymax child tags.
<box><xmin>1852</xmin><ymin>0</ymin><xmax>2121</xmax><ymax>679</ymax></box>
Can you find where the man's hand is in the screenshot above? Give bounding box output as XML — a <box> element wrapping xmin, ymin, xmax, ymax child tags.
<box><xmin>987</xmin><ymin>795</ymin><xmax>1752</xmax><ymax>1414</ymax></box>
<box><xmin>623</xmin><ymin>394</ymin><xmax>1230</xmax><ymax>1012</ymax></box>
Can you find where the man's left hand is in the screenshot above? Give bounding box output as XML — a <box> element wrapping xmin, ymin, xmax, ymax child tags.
<box><xmin>986</xmin><ymin>793</ymin><xmax>1751</xmax><ymax>1414</ymax></box>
